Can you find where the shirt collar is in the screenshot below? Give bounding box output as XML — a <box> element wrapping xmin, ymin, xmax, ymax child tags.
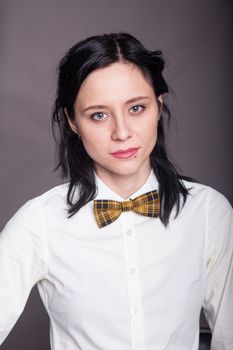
<box><xmin>95</xmin><ymin>170</ymin><xmax>158</xmax><ymax>201</ymax></box>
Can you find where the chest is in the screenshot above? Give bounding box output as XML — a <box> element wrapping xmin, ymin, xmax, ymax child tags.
<box><xmin>41</xmin><ymin>209</ymin><xmax>206</xmax><ymax>319</ymax></box>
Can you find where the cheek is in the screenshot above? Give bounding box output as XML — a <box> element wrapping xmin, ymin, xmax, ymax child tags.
<box><xmin>143</xmin><ymin>127</ymin><xmax>158</xmax><ymax>155</ymax></box>
<box><xmin>80</xmin><ymin>131</ymin><xmax>107</xmax><ymax>160</ymax></box>
<box><xmin>141</xmin><ymin>121</ymin><xmax>158</xmax><ymax>145</ymax></box>
<box><xmin>148</xmin><ymin>131</ymin><xmax>157</xmax><ymax>151</ymax></box>
<box><xmin>80</xmin><ymin>141</ymin><xmax>99</xmax><ymax>164</ymax></box>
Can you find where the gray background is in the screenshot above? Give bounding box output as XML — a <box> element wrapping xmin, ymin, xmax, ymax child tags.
<box><xmin>0</xmin><ymin>0</ymin><xmax>232</xmax><ymax>349</ymax></box>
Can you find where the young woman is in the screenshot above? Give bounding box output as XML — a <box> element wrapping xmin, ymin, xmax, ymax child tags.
<box><xmin>0</xmin><ymin>33</ymin><xmax>232</xmax><ymax>350</ymax></box>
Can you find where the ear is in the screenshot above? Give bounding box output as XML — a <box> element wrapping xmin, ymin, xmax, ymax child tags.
<box><xmin>157</xmin><ymin>95</ymin><xmax>163</xmax><ymax>118</ymax></box>
<box><xmin>157</xmin><ymin>94</ymin><xmax>163</xmax><ymax>109</ymax></box>
<box><xmin>64</xmin><ymin>107</ymin><xmax>79</xmax><ymax>134</ymax></box>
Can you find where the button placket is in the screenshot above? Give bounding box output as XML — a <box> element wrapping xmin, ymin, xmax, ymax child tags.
<box><xmin>126</xmin><ymin>228</ymin><xmax>133</xmax><ymax>236</ymax></box>
<box><xmin>129</xmin><ymin>267</ymin><xmax>136</xmax><ymax>274</ymax></box>
<box><xmin>121</xmin><ymin>214</ymin><xmax>145</xmax><ymax>349</ymax></box>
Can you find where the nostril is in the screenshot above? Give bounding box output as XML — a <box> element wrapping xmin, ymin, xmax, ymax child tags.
<box><xmin>112</xmin><ymin>125</ymin><xmax>132</xmax><ymax>141</ymax></box>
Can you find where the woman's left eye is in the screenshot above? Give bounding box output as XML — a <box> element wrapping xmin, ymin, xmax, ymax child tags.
<box><xmin>130</xmin><ymin>105</ymin><xmax>145</xmax><ymax>113</ymax></box>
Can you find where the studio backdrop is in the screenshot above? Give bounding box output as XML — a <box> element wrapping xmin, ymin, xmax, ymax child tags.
<box><xmin>0</xmin><ymin>0</ymin><xmax>232</xmax><ymax>349</ymax></box>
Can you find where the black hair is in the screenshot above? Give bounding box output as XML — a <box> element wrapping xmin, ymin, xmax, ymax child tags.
<box><xmin>52</xmin><ymin>32</ymin><xmax>193</xmax><ymax>226</ymax></box>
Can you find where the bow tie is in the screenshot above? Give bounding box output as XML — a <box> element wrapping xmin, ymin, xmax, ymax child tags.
<box><xmin>93</xmin><ymin>190</ymin><xmax>160</xmax><ymax>228</ymax></box>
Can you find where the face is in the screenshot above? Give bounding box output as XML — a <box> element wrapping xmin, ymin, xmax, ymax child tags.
<box><xmin>68</xmin><ymin>62</ymin><xmax>162</xmax><ymax>186</ymax></box>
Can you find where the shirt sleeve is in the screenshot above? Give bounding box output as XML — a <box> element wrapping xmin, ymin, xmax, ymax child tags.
<box><xmin>0</xmin><ymin>198</ymin><xmax>48</xmax><ymax>344</ymax></box>
<box><xmin>203</xmin><ymin>189</ymin><xmax>233</xmax><ymax>350</ymax></box>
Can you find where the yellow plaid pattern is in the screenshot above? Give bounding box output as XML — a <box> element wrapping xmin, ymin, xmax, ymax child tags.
<box><xmin>93</xmin><ymin>190</ymin><xmax>160</xmax><ymax>228</ymax></box>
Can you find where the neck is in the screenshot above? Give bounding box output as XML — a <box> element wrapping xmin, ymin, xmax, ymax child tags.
<box><xmin>96</xmin><ymin>167</ymin><xmax>152</xmax><ymax>199</ymax></box>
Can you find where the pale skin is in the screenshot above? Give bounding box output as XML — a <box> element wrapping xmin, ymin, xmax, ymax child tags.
<box><xmin>67</xmin><ymin>61</ymin><xmax>163</xmax><ymax>198</ymax></box>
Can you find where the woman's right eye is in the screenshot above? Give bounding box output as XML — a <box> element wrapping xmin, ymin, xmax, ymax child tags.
<box><xmin>90</xmin><ymin>112</ymin><xmax>108</xmax><ymax>121</ymax></box>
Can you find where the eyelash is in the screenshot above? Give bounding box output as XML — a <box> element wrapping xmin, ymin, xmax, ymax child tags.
<box><xmin>90</xmin><ymin>104</ymin><xmax>145</xmax><ymax>121</ymax></box>
<box><xmin>90</xmin><ymin>112</ymin><xmax>108</xmax><ymax>121</ymax></box>
<box><xmin>129</xmin><ymin>104</ymin><xmax>145</xmax><ymax>113</ymax></box>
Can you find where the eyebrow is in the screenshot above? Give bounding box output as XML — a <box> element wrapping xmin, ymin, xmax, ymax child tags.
<box><xmin>80</xmin><ymin>96</ymin><xmax>151</xmax><ymax>113</ymax></box>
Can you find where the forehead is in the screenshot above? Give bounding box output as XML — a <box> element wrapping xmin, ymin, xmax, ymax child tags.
<box><xmin>76</xmin><ymin>62</ymin><xmax>154</xmax><ymax>106</ymax></box>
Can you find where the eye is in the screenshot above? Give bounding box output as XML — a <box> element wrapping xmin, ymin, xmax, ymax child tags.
<box><xmin>90</xmin><ymin>112</ymin><xmax>108</xmax><ymax>121</ymax></box>
<box><xmin>130</xmin><ymin>105</ymin><xmax>145</xmax><ymax>114</ymax></box>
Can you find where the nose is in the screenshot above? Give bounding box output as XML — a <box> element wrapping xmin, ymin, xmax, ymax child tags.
<box><xmin>111</xmin><ymin>115</ymin><xmax>132</xmax><ymax>141</ymax></box>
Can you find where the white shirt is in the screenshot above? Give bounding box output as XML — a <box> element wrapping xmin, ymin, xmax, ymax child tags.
<box><xmin>0</xmin><ymin>172</ymin><xmax>232</xmax><ymax>350</ymax></box>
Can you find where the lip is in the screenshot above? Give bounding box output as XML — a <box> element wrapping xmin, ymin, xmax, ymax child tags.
<box><xmin>111</xmin><ymin>147</ymin><xmax>140</xmax><ymax>159</ymax></box>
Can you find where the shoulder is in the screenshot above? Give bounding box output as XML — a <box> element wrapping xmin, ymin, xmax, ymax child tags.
<box><xmin>4</xmin><ymin>183</ymin><xmax>70</xmax><ymax>232</ymax></box>
<box><xmin>182</xmin><ymin>179</ymin><xmax>231</xmax><ymax>207</ymax></box>
<box><xmin>34</xmin><ymin>183</ymin><xmax>69</xmax><ymax>209</ymax></box>
<box><xmin>181</xmin><ymin>179</ymin><xmax>232</xmax><ymax>229</ymax></box>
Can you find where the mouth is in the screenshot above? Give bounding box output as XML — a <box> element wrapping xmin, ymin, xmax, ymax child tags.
<box><xmin>110</xmin><ymin>147</ymin><xmax>140</xmax><ymax>159</ymax></box>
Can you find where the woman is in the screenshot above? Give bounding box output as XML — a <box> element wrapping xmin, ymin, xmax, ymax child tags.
<box><xmin>0</xmin><ymin>33</ymin><xmax>232</xmax><ymax>349</ymax></box>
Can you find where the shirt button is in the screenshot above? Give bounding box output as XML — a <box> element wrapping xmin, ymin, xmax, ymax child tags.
<box><xmin>131</xmin><ymin>306</ymin><xmax>138</xmax><ymax>315</ymax></box>
<box><xmin>126</xmin><ymin>229</ymin><xmax>133</xmax><ymax>236</ymax></box>
<box><xmin>129</xmin><ymin>267</ymin><xmax>136</xmax><ymax>274</ymax></box>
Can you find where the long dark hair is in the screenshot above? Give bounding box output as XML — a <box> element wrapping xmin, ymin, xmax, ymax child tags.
<box><xmin>52</xmin><ymin>32</ymin><xmax>193</xmax><ymax>226</ymax></box>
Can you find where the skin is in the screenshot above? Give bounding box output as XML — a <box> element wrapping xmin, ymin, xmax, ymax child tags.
<box><xmin>67</xmin><ymin>61</ymin><xmax>163</xmax><ymax>198</ymax></box>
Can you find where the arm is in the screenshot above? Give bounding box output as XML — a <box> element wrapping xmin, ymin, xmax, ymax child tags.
<box><xmin>0</xmin><ymin>199</ymin><xmax>47</xmax><ymax>344</ymax></box>
<box><xmin>203</xmin><ymin>191</ymin><xmax>233</xmax><ymax>350</ymax></box>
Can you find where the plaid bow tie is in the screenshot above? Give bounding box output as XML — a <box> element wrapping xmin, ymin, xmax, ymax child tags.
<box><xmin>93</xmin><ymin>190</ymin><xmax>160</xmax><ymax>228</ymax></box>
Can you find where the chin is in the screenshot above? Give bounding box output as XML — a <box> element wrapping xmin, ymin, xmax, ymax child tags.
<box><xmin>95</xmin><ymin>155</ymin><xmax>150</xmax><ymax>178</ymax></box>
<box><xmin>105</xmin><ymin>164</ymin><xmax>146</xmax><ymax>178</ymax></box>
